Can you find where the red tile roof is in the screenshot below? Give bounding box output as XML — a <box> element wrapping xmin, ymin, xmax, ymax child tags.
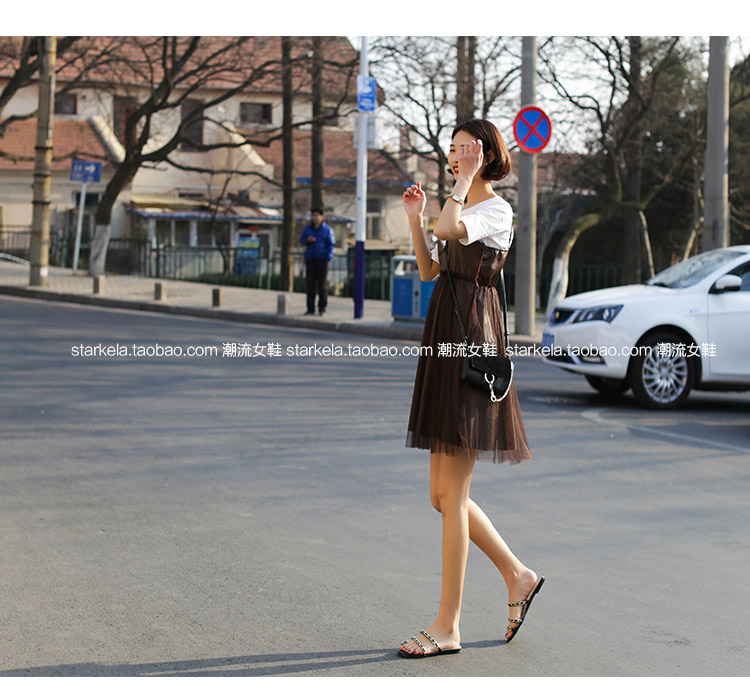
<box><xmin>0</xmin><ymin>36</ymin><xmax>360</xmax><ymax>99</ymax></box>
<box><xmin>0</xmin><ymin>117</ymin><xmax>113</xmax><ymax>172</ymax></box>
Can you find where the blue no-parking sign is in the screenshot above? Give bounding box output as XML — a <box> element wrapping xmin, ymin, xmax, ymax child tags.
<box><xmin>513</xmin><ymin>106</ymin><xmax>552</xmax><ymax>154</ymax></box>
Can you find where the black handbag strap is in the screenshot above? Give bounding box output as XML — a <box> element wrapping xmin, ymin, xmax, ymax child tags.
<box><xmin>444</xmin><ymin>240</ymin><xmax>510</xmax><ymax>351</ymax></box>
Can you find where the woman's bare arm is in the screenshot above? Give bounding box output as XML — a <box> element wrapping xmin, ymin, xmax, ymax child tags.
<box><xmin>403</xmin><ymin>183</ymin><xmax>440</xmax><ymax>282</ymax></box>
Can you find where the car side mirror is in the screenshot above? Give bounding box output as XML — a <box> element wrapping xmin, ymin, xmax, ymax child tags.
<box><xmin>711</xmin><ymin>274</ymin><xmax>743</xmax><ymax>294</ymax></box>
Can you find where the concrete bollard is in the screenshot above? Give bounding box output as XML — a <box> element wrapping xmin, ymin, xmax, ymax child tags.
<box><xmin>277</xmin><ymin>294</ymin><xmax>287</xmax><ymax>315</ymax></box>
<box><xmin>154</xmin><ymin>282</ymin><xmax>165</xmax><ymax>301</ymax></box>
<box><xmin>92</xmin><ymin>276</ymin><xmax>105</xmax><ymax>295</ymax></box>
<box><xmin>212</xmin><ymin>288</ymin><xmax>222</xmax><ymax>308</ymax></box>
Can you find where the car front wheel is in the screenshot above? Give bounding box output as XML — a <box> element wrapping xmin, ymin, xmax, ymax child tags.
<box><xmin>629</xmin><ymin>331</ymin><xmax>695</xmax><ymax>409</ymax></box>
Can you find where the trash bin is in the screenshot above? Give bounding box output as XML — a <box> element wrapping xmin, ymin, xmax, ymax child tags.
<box><xmin>392</xmin><ymin>255</ymin><xmax>436</xmax><ymax>321</ymax></box>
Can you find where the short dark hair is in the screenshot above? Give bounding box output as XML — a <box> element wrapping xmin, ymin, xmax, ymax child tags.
<box><xmin>310</xmin><ymin>207</ymin><xmax>324</xmax><ymax>215</ymax></box>
<box><xmin>451</xmin><ymin>119</ymin><xmax>512</xmax><ymax>182</ymax></box>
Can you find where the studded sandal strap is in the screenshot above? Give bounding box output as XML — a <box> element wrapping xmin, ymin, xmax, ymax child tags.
<box><xmin>419</xmin><ymin>629</ymin><xmax>441</xmax><ymax>652</ymax></box>
<box><xmin>409</xmin><ymin>636</ymin><xmax>427</xmax><ymax>655</ymax></box>
<box><xmin>508</xmin><ymin>617</ymin><xmax>524</xmax><ymax>624</ymax></box>
<box><xmin>508</xmin><ymin>600</ymin><xmax>527</xmax><ymax>607</ymax></box>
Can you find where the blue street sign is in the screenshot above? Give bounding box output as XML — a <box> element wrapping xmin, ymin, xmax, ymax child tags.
<box><xmin>357</xmin><ymin>75</ymin><xmax>377</xmax><ymax>112</ymax></box>
<box><xmin>70</xmin><ymin>159</ymin><xmax>103</xmax><ymax>183</ymax></box>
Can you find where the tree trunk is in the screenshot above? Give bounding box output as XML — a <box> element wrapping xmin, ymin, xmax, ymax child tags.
<box><xmin>622</xmin><ymin>36</ymin><xmax>643</xmax><ymax>282</ymax></box>
<box><xmin>311</xmin><ymin>36</ymin><xmax>325</xmax><ymax>212</ymax></box>
<box><xmin>638</xmin><ymin>209</ymin><xmax>655</xmax><ymax>278</ymax></box>
<box><xmin>545</xmin><ymin>212</ymin><xmax>603</xmax><ymax>318</ymax></box>
<box><xmin>89</xmin><ymin>159</ymin><xmax>139</xmax><ymax>277</ymax></box>
<box><xmin>280</xmin><ymin>37</ymin><xmax>295</xmax><ymax>293</ymax></box>
<box><xmin>455</xmin><ymin>36</ymin><xmax>476</xmax><ymax>124</ymax></box>
<box><xmin>681</xmin><ymin>153</ymin><xmax>704</xmax><ymax>260</ymax></box>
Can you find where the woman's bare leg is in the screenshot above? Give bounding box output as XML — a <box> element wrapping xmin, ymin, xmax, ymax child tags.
<box><xmin>432</xmin><ymin>456</ymin><xmax>538</xmax><ymax>639</ymax></box>
<box><xmin>399</xmin><ymin>449</ymin><xmax>540</xmax><ymax>654</ymax></box>
<box><xmin>399</xmin><ymin>449</ymin><xmax>474</xmax><ymax>656</ymax></box>
<box><xmin>466</xmin><ymin>498</ymin><xmax>538</xmax><ymax>639</ymax></box>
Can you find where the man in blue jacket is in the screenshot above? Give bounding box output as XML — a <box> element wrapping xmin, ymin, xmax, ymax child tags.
<box><xmin>300</xmin><ymin>208</ymin><xmax>336</xmax><ymax>315</ymax></box>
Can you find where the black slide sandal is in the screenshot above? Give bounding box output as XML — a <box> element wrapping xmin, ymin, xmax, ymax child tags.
<box><xmin>506</xmin><ymin>575</ymin><xmax>545</xmax><ymax>643</ymax></box>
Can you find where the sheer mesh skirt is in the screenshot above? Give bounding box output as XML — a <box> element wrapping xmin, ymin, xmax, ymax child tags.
<box><xmin>405</xmin><ymin>241</ymin><xmax>532</xmax><ymax>464</ymax></box>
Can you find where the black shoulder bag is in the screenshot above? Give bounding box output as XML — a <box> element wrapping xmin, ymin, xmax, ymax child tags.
<box><xmin>444</xmin><ymin>243</ymin><xmax>514</xmax><ymax>403</ymax></box>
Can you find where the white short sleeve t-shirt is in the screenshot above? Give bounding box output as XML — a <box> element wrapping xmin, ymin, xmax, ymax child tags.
<box><xmin>430</xmin><ymin>195</ymin><xmax>514</xmax><ymax>263</ymax></box>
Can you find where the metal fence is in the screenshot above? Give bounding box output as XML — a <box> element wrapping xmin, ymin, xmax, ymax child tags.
<box><xmin>158</xmin><ymin>245</ymin><xmax>395</xmax><ymax>301</ymax></box>
<box><xmin>0</xmin><ymin>226</ymin><xmax>32</xmax><ymax>260</ymax></box>
<box><xmin>0</xmin><ymin>227</ymin><xmax>148</xmax><ymax>275</ymax></box>
<box><xmin>1</xmin><ymin>226</ymin><xmax>668</xmax><ymax>306</ymax></box>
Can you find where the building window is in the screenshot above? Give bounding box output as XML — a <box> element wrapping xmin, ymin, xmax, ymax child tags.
<box><xmin>174</xmin><ymin>220</ymin><xmax>191</xmax><ymax>245</ymax></box>
<box><xmin>54</xmin><ymin>92</ymin><xmax>77</xmax><ymax>115</ymax></box>
<box><xmin>323</xmin><ymin>106</ymin><xmax>339</xmax><ymax>126</ymax></box>
<box><xmin>366</xmin><ymin>197</ymin><xmax>383</xmax><ymax>240</ymax></box>
<box><xmin>240</xmin><ymin>102</ymin><xmax>272</xmax><ymax>125</ymax></box>
<box><xmin>113</xmin><ymin>96</ymin><xmax>137</xmax><ymax>146</ymax></box>
<box><xmin>181</xmin><ymin>99</ymin><xmax>204</xmax><ymax>150</ymax></box>
<box><xmin>73</xmin><ymin>192</ymin><xmax>100</xmax><ymax>208</ymax></box>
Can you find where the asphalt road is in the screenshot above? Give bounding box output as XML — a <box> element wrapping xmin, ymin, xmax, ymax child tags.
<box><xmin>1</xmin><ymin>295</ymin><xmax>749</xmax><ymax>677</ymax></box>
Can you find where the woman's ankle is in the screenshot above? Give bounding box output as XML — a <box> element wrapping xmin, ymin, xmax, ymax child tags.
<box><xmin>433</xmin><ymin>617</ymin><xmax>460</xmax><ymax>636</ymax></box>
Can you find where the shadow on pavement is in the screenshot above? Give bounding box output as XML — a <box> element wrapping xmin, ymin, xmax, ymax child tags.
<box><xmin>0</xmin><ymin>640</ymin><xmax>507</xmax><ymax>677</ymax></box>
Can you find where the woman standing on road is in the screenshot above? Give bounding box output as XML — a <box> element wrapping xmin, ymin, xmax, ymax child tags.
<box><xmin>398</xmin><ymin>119</ymin><xmax>543</xmax><ymax>659</ymax></box>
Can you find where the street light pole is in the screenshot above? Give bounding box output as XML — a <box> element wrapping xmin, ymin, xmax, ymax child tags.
<box><xmin>353</xmin><ymin>37</ymin><xmax>369</xmax><ymax>319</ymax></box>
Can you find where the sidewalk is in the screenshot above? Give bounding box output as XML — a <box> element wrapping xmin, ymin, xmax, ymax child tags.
<box><xmin>0</xmin><ymin>259</ymin><xmax>546</xmax><ymax>347</ymax></box>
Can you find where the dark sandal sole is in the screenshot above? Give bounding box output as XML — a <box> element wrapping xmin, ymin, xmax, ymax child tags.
<box><xmin>506</xmin><ymin>575</ymin><xmax>545</xmax><ymax>643</ymax></box>
<box><xmin>398</xmin><ymin>629</ymin><xmax>462</xmax><ymax>658</ymax></box>
<box><xmin>397</xmin><ymin>647</ymin><xmax>462</xmax><ymax>659</ymax></box>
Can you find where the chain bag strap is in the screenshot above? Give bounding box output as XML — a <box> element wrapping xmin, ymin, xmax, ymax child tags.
<box><xmin>444</xmin><ymin>241</ymin><xmax>514</xmax><ymax>403</ymax></box>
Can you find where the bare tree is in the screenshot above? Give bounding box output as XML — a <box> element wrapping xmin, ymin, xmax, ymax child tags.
<box><xmin>0</xmin><ymin>36</ymin><xmax>123</xmax><ymax>143</ymax></box>
<box><xmin>1</xmin><ymin>37</ymin><xmax>85</xmax><ymax>128</ymax></box>
<box><xmin>370</xmin><ymin>35</ymin><xmax>519</xmax><ymax>202</ymax></box>
<box><xmin>83</xmin><ymin>37</ymin><xmax>289</xmax><ymax>276</ymax></box>
<box><xmin>538</xmin><ymin>36</ymin><xmax>705</xmax><ymax>314</ymax></box>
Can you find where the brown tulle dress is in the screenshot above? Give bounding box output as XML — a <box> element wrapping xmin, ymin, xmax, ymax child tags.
<box><xmin>405</xmin><ymin>238</ymin><xmax>532</xmax><ymax>464</ymax></box>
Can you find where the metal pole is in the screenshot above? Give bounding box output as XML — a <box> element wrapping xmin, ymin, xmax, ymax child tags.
<box><xmin>30</xmin><ymin>36</ymin><xmax>56</xmax><ymax>287</ymax></box>
<box><xmin>354</xmin><ymin>37</ymin><xmax>368</xmax><ymax>319</ymax></box>
<box><xmin>703</xmin><ymin>36</ymin><xmax>729</xmax><ymax>250</ymax></box>
<box><xmin>72</xmin><ymin>180</ymin><xmax>87</xmax><ymax>275</ymax></box>
<box><xmin>515</xmin><ymin>36</ymin><xmax>537</xmax><ymax>336</ymax></box>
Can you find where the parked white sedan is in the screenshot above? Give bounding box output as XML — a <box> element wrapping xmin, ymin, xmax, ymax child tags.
<box><xmin>541</xmin><ymin>246</ymin><xmax>750</xmax><ymax>409</ymax></box>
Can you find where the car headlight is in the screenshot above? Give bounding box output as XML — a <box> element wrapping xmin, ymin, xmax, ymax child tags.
<box><xmin>571</xmin><ymin>305</ymin><xmax>623</xmax><ymax>324</ymax></box>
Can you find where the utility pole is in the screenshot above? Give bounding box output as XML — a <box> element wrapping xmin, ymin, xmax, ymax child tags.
<box><xmin>30</xmin><ymin>36</ymin><xmax>56</xmax><ymax>287</ymax></box>
<box><xmin>514</xmin><ymin>36</ymin><xmax>537</xmax><ymax>336</ymax></box>
<box><xmin>311</xmin><ymin>36</ymin><xmax>325</xmax><ymax>212</ymax></box>
<box><xmin>280</xmin><ymin>36</ymin><xmax>295</xmax><ymax>292</ymax></box>
<box><xmin>703</xmin><ymin>36</ymin><xmax>729</xmax><ymax>250</ymax></box>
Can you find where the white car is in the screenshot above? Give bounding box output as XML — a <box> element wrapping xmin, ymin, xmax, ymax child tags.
<box><xmin>541</xmin><ymin>246</ymin><xmax>750</xmax><ymax>409</ymax></box>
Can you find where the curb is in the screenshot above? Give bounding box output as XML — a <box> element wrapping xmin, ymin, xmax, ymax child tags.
<box><xmin>0</xmin><ymin>284</ymin><xmax>545</xmax><ymax>351</ymax></box>
<box><xmin>0</xmin><ymin>284</ymin><xmax>427</xmax><ymax>342</ymax></box>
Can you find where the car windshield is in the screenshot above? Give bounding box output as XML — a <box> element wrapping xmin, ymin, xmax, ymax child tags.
<box><xmin>646</xmin><ymin>250</ymin><xmax>744</xmax><ymax>289</ymax></box>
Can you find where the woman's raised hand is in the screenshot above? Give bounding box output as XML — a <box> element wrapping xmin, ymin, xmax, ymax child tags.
<box><xmin>403</xmin><ymin>182</ymin><xmax>426</xmax><ymax>218</ymax></box>
<box><xmin>456</xmin><ymin>139</ymin><xmax>484</xmax><ymax>182</ymax></box>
